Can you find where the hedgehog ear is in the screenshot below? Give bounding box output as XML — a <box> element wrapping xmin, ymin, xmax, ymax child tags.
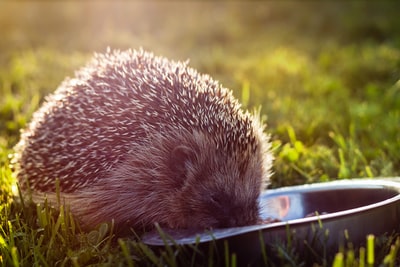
<box><xmin>169</xmin><ymin>145</ymin><xmax>196</xmax><ymax>181</ymax></box>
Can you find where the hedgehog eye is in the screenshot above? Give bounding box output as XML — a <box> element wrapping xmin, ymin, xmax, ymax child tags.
<box><xmin>169</xmin><ymin>145</ymin><xmax>196</xmax><ymax>184</ymax></box>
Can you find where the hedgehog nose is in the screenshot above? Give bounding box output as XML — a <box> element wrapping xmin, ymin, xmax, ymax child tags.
<box><xmin>216</xmin><ymin>217</ymin><xmax>234</xmax><ymax>228</ymax></box>
<box><xmin>218</xmin><ymin>216</ymin><xmax>248</xmax><ymax>228</ymax></box>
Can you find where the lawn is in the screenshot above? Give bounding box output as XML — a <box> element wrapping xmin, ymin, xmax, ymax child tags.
<box><xmin>1</xmin><ymin>2</ymin><xmax>400</xmax><ymax>266</ymax></box>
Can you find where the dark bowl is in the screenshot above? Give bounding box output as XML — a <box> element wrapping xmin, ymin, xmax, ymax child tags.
<box><xmin>142</xmin><ymin>179</ymin><xmax>400</xmax><ymax>264</ymax></box>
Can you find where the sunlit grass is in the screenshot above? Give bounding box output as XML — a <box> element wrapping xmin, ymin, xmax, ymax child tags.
<box><xmin>332</xmin><ymin>235</ymin><xmax>400</xmax><ymax>267</ymax></box>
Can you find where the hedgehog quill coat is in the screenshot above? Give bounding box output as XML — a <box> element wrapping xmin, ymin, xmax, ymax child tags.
<box><xmin>13</xmin><ymin>49</ymin><xmax>273</xmax><ymax>231</ymax></box>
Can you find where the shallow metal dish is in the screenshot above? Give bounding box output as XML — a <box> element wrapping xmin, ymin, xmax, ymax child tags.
<box><xmin>142</xmin><ymin>179</ymin><xmax>400</xmax><ymax>263</ymax></box>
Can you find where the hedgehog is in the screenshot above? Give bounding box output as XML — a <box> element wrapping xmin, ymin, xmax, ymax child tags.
<box><xmin>12</xmin><ymin>49</ymin><xmax>273</xmax><ymax>232</ymax></box>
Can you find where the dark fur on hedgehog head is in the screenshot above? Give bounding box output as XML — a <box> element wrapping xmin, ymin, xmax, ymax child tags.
<box><xmin>12</xmin><ymin>49</ymin><xmax>273</xmax><ymax>233</ymax></box>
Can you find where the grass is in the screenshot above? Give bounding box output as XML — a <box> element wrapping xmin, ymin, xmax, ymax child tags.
<box><xmin>1</xmin><ymin>1</ymin><xmax>400</xmax><ymax>266</ymax></box>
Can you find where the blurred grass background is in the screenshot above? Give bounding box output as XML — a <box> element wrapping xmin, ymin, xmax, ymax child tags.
<box><xmin>1</xmin><ymin>2</ymin><xmax>400</xmax><ymax>266</ymax></box>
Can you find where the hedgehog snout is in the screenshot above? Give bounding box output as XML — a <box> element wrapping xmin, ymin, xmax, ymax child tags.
<box><xmin>215</xmin><ymin>205</ymin><xmax>259</xmax><ymax>228</ymax></box>
<box><xmin>203</xmin><ymin>191</ymin><xmax>259</xmax><ymax>228</ymax></box>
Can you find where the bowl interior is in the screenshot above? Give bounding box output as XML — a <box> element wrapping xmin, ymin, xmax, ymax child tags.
<box><xmin>260</xmin><ymin>183</ymin><xmax>399</xmax><ymax>221</ymax></box>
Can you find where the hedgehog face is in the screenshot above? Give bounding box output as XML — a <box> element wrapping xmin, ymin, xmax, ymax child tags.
<box><xmin>166</xmin><ymin>131</ymin><xmax>267</xmax><ymax>229</ymax></box>
<box><xmin>177</xmin><ymin>167</ymin><xmax>262</xmax><ymax>229</ymax></box>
